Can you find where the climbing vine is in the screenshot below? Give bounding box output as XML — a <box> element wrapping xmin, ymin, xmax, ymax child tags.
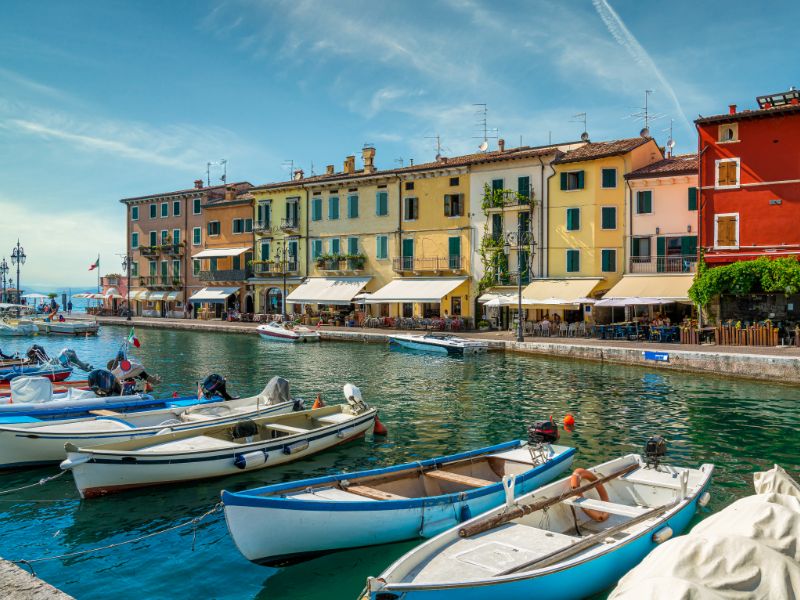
<box><xmin>689</xmin><ymin>256</ymin><xmax>800</xmax><ymax>307</ymax></box>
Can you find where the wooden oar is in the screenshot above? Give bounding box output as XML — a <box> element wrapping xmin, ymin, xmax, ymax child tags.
<box><xmin>458</xmin><ymin>462</ymin><xmax>639</xmax><ymax>538</ymax></box>
<box><xmin>497</xmin><ymin>499</ymin><xmax>679</xmax><ymax>576</ymax></box>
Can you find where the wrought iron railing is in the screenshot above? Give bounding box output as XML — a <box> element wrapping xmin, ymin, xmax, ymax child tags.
<box><xmin>392</xmin><ymin>256</ymin><xmax>465</xmax><ymax>272</ymax></box>
<box><xmin>629</xmin><ymin>254</ymin><xmax>698</xmax><ymax>274</ymax></box>
<box><xmin>198</xmin><ymin>269</ymin><xmax>251</xmax><ymax>282</ymax></box>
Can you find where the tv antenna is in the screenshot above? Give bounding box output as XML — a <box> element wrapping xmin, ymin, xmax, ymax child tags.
<box><xmin>394</xmin><ymin>157</ymin><xmax>404</xmax><ymax>167</ymax></box>
<box><xmin>473</xmin><ymin>103</ymin><xmax>498</xmax><ymax>151</ymax></box>
<box><xmin>663</xmin><ymin>118</ymin><xmax>676</xmax><ymax>156</ymax></box>
<box><xmin>206</xmin><ymin>159</ymin><xmax>228</xmax><ymax>186</ymax></box>
<box><xmin>425</xmin><ymin>134</ymin><xmax>449</xmax><ymax>159</ymax></box>
<box><xmin>571</xmin><ymin>112</ymin><xmax>588</xmax><ymax>141</ymax></box>
<box><xmin>281</xmin><ymin>159</ymin><xmax>295</xmax><ymax>180</ymax></box>
<box><xmin>626</xmin><ymin>90</ymin><xmax>665</xmax><ymax>137</ymax></box>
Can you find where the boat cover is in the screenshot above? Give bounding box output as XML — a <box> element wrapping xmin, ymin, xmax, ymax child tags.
<box><xmin>259</xmin><ymin>376</ymin><xmax>290</xmax><ymax>406</ymax></box>
<box><xmin>9</xmin><ymin>376</ymin><xmax>53</xmax><ymax>403</ymax></box>
<box><xmin>609</xmin><ymin>464</ymin><xmax>800</xmax><ymax>599</ymax></box>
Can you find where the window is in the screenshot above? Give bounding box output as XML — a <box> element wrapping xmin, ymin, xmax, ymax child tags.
<box><xmin>149</xmin><ymin>231</ymin><xmax>157</xmax><ymax>246</ymax></box>
<box><xmin>149</xmin><ymin>260</ymin><xmax>157</xmax><ymax>276</ymax></box>
<box><xmin>192</xmin><ymin>227</ymin><xmax>201</xmax><ymax>246</ymax></box>
<box><xmin>449</xmin><ymin>177</ymin><xmax>459</xmax><ymax>186</ymax></box>
<box><xmin>376</xmin><ymin>191</ymin><xmax>389</xmax><ymax>216</ymax></box>
<box><xmin>207</xmin><ymin>221</ymin><xmax>220</xmax><ymax>236</ymax></box>
<box><xmin>245</xmin><ymin>218</ymin><xmax>252</xmax><ymax>233</ymax></box>
<box><xmin>448</xmin><ymin>237</ymin><xmax>461</xmax><ymax>270</ymax></box>
<box><xmin>131</xmin><ymin>232</ymin><xmax>139</xmax><ymax>249</ymax></box>
<box><xmin>259</xmin><ymin>240</ymin><xmax>270</xmax><ymax>261</ymax></box>
<box><xmin>491</xmin><ymin>214</ymin><xmax>503</xmax><ymax>240</ymax></box>
<box><xmin>518</xmin><ymin>176</ymin><xmax>530</xmax><ymax>198</ymax></box>
<box><xmin>566</xmin><ymin>249</ymin><xmax>580</xmax><ymax>273</ymax></box>
<box><xmin>444</xmin><ymin>194</ymin><xmax>464</xmax><ymax>217</ymax></box>
<box><xmin>347</xmin><ymin>194</ymin><xmax>359</xmax><ymax>218</ymax></box>
<box><xmin>631</xmin><ymin>237</ymin><xmax>652</xmax><ymax>260</ymax></box>
<box><xmin>566</xmin><ymin>208</ymin><xmax>580</xmax><ymax>231</ymax></box>
<box><xmin>172</xmin><ymin>229</ymin><xmax>180</xmax><ymax>245</ymax></box>
<box><xmin>193</xmin><ymin>259</ymin><xmax>200</xmax><ymax>276</ymax></box>
<box><xmin>328</xmin><ymin>196</ymin><xmax>340</xmax><ymax>220</ymax></box>
<box><xmin>161</xmin><ymin>202</ymin><xmax>168</xmax><ymax>218</ymax></box>
<box><xmin>491</xmin><ymin>178</ymin><xmax>504</xmax><ymax>192</ymax></box>
<box><xmin>402</xmin><ymin>238</ymin><xmax>414</xmax><ymax>270</ymax></box>
<box><xmin>718</xmin><ymin>123</ymin><xmax>738</xmax><ymax>142</ymax></box>
<box><xmin>312</xmin><ymin>198</ymin><xmax>322</xmax><ymax>221</ymax></box>
<box><xmin>716</xmin><ymin>159</ymin><xmax>739</xmax><ymax>188</ymax></box>
<box><xmin>715</xmin><ymin>214</ymin><xmax>739</xmax><ymax>248</ymax></box>
<box><xmin>131</xmin><ymin>206</ymin><xmax>139</xmax><ymax>221</ymax></box>
<box><xmin>404</xmin><ymin>197</ymin><xmax>419</xmax><ymax>221</ymax></box>
<box><xmin>636</xmin><ymin>190</ymin><xmax>653</xmax><ymax>214</ymax></box>
<box><xmin>193</xmin><ymin>198</ymin><xmax>201</xmax><ymax>215</ymax></box>
<box><xmin>130</xmin><ymin>262</ymin><xmax>138</xmax><ymax>276</ymax></box>
<box><xmin>601</xmin><ymin>206</ymin><xmax>617</xmax><ymax>230</ymax></box>
<box><xmin>560</xmin><ymin>171</ymin><xmax>585</xmax><ymax>191</ymax></box>
<box><xmin>451</xmin><ymin>296</ymin><xmax>462</xmax><ymax>316</ymax></box>
<box><xmin>688</xmin><ymin>187</ymin><xmax>698</xmax><ymax>211</ymax></box>
<box><xmin>329</xmin><ymin>238</ymin><xmax>340</xmax><ymax>255</ymax></box>
<box><xmin>286</xmin><ymin>199</ymin><xmax>300</xmax><ymax>225</ymax></box>
<box><xmin>404</xmin><ymin>181</ymin><xmax>414</xmax><ymax>191</ymax></box>
<box><xmin>601</xmin><ymin>249</ymin><xmax>616</xmax><ymax>272</ymax></box>
<box><xmin>232</xmin><ymin>218</ymin><xmax>244</xmax><ymax>234</ymax></box>
<box><xmin>376</xmin><ymin>235</ymin><xmax>388</xmax><ymax>260</ymax></box>
<box><xmin>347</xmin><ymin>237</ymin><xmax>359</xmax><ymax>256</ymax></box>
<box><xmin>161</xmin><ymin>230</ymin><xmax>168</xmax><ymax>244</ymax></box>
<box><xmin>149</xmin><ymin>204</ymin><xmax>157</xmax><ymax>219</ymax></box>
<box><xmin>257</xmin><ymin>201</ymin><xmax>271</xmax><ymax>228</ymax></box>
<box><xmin>173</xmin><ymin>260</ymin><xmax>181</xmax><ymax>278</ymax></box>
<box><xmin>311</xmin><ymin>239</ymin><xmax>323</xmax><ymax>259</ymax></box>
<box><xmin>601</xmin><ymin>168</ymin><xmax>617</xmax><ymax>189</ymax></box>
<box><xmin>173</xmin><ymin>200</ymin><xmax>181</xmax><ymax>217</ymax></box>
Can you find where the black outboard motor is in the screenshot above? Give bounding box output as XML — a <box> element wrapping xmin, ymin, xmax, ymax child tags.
<box><xmin>528</xmin><ymin>419</ymin><xmax>560</xmax><ymax>445</ymax></box>
<box><xmin>26</xmin><ymin>344</ymin><xmax>50</xmax><ymax>364</ymax></box>
<box><xmin>202</xmin><ymin>374</ymin><xmax>234</xmax><ymax>400</ymax></box>
<box><xmin>88</xmin><ymin>369</ymin><xmax>122</xmax><ymax>397</ymax></box>
<box><xmin>0</xmin><ymin>347</ymin><xmax>15</xmax><ymax>360</ymax></box>
<box><xmin>59</xmin><ymin>349</ymin><xmax>93</xmax><ymax>372</ymax></box>
<box><xmin>644</xmin><ymin>435</ymin><xmax>667</xmax><ymax>469</ymax></box>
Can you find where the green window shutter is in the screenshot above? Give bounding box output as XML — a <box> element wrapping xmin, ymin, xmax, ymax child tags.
<box><xmin>376</xmin><ymin>192</ymin><xmax>388</xmax><ymax>216</ymax></box>
<box><xmin>645</xmin><ymin>191</ymin><xmax>652</xmax><ymax>213</ymax></box>
<box><xmin>602</xmin><ymin>169</ymin><xmax>616</xmax><ymax>188</ymax></box>
<box><xmin>329</xmin><ymin>197</ymin><xmax>339</xmax><ymax>219</ymax></box>
<box><xmin>331</xmin><ymin>238</ymin><xmax>340</xmax><ymax>255</ymax></box>
<box><xmin>602</xmin><ymin>250</ymin><xmax>615</xmax><ymax>272</ymax></box>
<box><xmin>688</xmin><ymin>187</ymin><xmax>698</xmax><ymax>211</ymax></box>
<box><xmin>444</xmin><ymin>195</ymin><xmax>451</xmax><ymax>217</ymax></box>
<box><xmin>448</xmin><ymin>236</ymin><xmax>461</xmax><ymax>257</ymax></box>
<box><xmin>656</xmin><ymin>236</ymin><xmax>666</xmax><ymax>272</ymax></box>
<box><xmin>567</xmin><ymin>250</ymin><xmax>579</xmax><ymax>273</ymax></box>
<box><xmin>348</xmin><ymin>237</ymin><xmax>358</xmax><ymax>255</ymax></box>
<box><xmin>232</xmin><ymin>255</ymin><xmax>240</xmax><ymax>270</ymax></box>
<box><xmin>402</xmin><ymin>238</ymin><xmax>414</xmax><ymax>258</ymax></box>
<box><xmin>173</xmin><ymin>230</ymin><xmax>180</xmax><ymax>244</ymax></box>
<box><xmin>681</xmin><ymin>235</ymin><xmax>697</xmax><ymax>257</ymax></box>
<box><xmin>567</xmin><ymin>208</ymin><xmax>580</xmax><ymax>231</ymax></box>
<box><xmin>518</xmin><ymin>176</ymin><xmax>530</xmax><ymax>198</ymax></box>
<box><xmin>492</xmin><ymin>179</ymin><xmax>503</xmax><ymax>192</ymax></box>
<box><xmin>560</xmin><ymin>172</ymin><xmax>567</xmax><ymax>190</ymax></box>
<box><xmin>577</xmin><ymin>171</ymin><xmax>585</xmax><ymax>189</ymax></box>
<box><xmin>601</xmin><ymin>207</ymin><xmax>616</xmax><ymax>229</ymax></box>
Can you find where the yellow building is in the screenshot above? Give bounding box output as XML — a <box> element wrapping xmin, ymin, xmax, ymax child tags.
<box><xmin>534</xmin><ymin>137</ymin><xmax>663</xmax><ymax>319</ymax></box>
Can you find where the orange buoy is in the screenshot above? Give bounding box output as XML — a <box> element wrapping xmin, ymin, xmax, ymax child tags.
<box><xmin>373</xmin><ymin>414</ymin><xmax>388</xmax><ymax>436</ymax></box>
<box><xmin>564</xmin><ymin>413</ymin><xmax>575</xmax><ymax>428</ymax></box>
<box><xmin>312</xmin><ymin>394</ymin><xmax>325</xmax><ymax>409</ymax></box>
<box><xmin>570</xmin><ymin>468</ymin><xmax>609</xmax><ymax>522</ymax></box>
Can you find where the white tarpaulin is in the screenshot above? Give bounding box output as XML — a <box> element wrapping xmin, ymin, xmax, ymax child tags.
<box><xmin>191</xmin><ymin>247</ymin><xmax>250</xmax><ymax>259</ymax></box>
<box><xmin>610</xmin><ymin>465</ymin><xmax>800</xmax><ymax>600</ymax></box>
<box><xmin>188</xmin><ymin>287</ymin><xmax>238</xmax><ymax>304</ymax></box>
<box><xmin>286</xmin><ymin>277</ymin><xmax>371</xmax><ymax>305</ymax></box>
<box><xmin>367</xmin><ymin>278</ymin><xmax>467</xmax><ymax>303</ymax></box>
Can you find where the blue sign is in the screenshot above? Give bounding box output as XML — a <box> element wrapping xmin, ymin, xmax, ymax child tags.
<box><xmin>643</xmin><ymin>351</ymin><xmax>669</xmax><ymax>362</ymax></box>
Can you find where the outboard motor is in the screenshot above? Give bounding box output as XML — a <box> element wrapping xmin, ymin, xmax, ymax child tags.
<box><xmin>0</xmin><ymin>348</ymin><xmax>15</xmax><ymax>360</ymax></box>
<box><xmin>202</xmin><ymin>374</ymin><xmax>234</xmax><ymax>400</ymax></box>
<box><xmin>644</xmin><ymin>435</ymin><xmax>667</xmax><ymax>469</ymax></box>
<box><xmin>87</xmin><ymin>369</ymin><xmax>122</xmax><ymax>397</ymax></box>
<box><xmin>26</xmin><ymin>345</ymin><xmax>50</xmax><ymax>364</ymax></box>
<box><xmin>58</xmin><ymin>349</ymin><xmax>93</xmax><ymax>372</ymax></box>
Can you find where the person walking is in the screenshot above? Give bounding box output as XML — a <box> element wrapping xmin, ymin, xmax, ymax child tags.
<box><xmin>67</xmin><ymin>300</ymin><xmax>73</xmax><ymax>315</ymax></box>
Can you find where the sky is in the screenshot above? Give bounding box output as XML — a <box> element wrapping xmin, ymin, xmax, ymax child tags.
<box><xmin>0</xmin><ymin>0</ymin><xmax>796</xmax><ymax>288</ymax></box>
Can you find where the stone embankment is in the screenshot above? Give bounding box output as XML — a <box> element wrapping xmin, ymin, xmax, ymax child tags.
<box><xmin>80</xmin><ymin>315</ymin><xmax>800</xmax><ymax>384</ymax></box>
<box><xmin>0</xmin><ymin>559</ymin><xmax>74</xmax><ymax>599</ymax></box>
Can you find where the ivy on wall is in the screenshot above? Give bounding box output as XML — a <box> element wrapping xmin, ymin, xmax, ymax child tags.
<box><xmin>689</xmin><ymin>256</ymin><xmax>800</xmax><ymax>307</ymax></box>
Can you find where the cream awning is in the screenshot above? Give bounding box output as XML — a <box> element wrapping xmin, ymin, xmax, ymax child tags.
<box><xmin>128</xmin><ymin>289</ymin><xmax>149</xmax><ymax>301</ymax></box>
<box><xmin>478</xmin><ymin>290</ymin><xmax>518</xmax><ymax>303</ymax></box>
<box><xmin>165</xmin><ymin>291</ymin><xmax>183</xmax><ymax>302</ymax></box>
<box><xmin>146</xmin><ymin>291</ymin><xmax>167</xmax><ymax>301</ymax></box>
<box><xmin>286</xmin><ymin>277</ymin><xmax>371</xmax><ymax>305</ymax></box>
<box><xmin>523</xmin><ymin>278</ymin><xmax>603</xmax><ymax>305</ymax></box>
<box><xmin>191</xmin><ymin>247</ymin><xmax>250</xmax><ymax>259</ymax></box>
<box><xmin>188</xmin><ymin>287</ymin><xmax>239</xmax><ymax>304</ymax></box>
<box><xmin>598</xmin><ymin>274</ymin><xmax>695</xmax><ymax>304</ymax></box>
<box><xmin>366</xmin><ymin>277</ymin><xmax>467</xmax><ymax>304</ymax></box>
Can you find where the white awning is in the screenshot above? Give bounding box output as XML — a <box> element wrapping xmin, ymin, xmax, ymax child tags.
<box><xmin>191</xmin><ymin>247</ymin><xmax>250</xmax><ymax>259</ymax></box>
<box><xmin>599</xmin><ymin>274</ymin><xmax>694</xmax><ymax>302</ymax></box>
<box><xmin>146</xmin><ymin>291</ymin><xmax>167</xmax><ymax>301</ymax></box>
<box><xmin>366</xmin><ymin>277</ymin><xmax>467</xmax><ymax>304</ymax></box>
<box><xmin>104</xmin><ymin>287</ymin><xmax>123</xmax><ymax>299</ymax></box>
<box><xmin>286</xmin><ymin>277</ymin><xmax>371</xmax><ymax>305</ymax></box>
<box><xmin>188</xmin><ymin>287</ymin><xmax>239</xmax><ymax>304</ymax></box>
<box><xmin>523</xmin><ymin>278</ymin><xmax>603</xmax><ymax>306</ymax></box>
<box><xmin>165</xmin><ymin>291</ymin><xmax>183</xmax><ymax>302</ymax></box>
<box><xmin>128</xmin><ymin>289</ymin><xmax>149</xmax><ymax>301</ymax></box>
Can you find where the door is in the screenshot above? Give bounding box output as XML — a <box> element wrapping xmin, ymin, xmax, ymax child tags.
<box><xmin>448</xmin><ymin>237</ymin><xmax>461</xmax><ymax>270</ymax></box>
<box><xmin>492</xmin><ymin>214</ymin><xmax>503</xmax><ymax>241</ymax></box>
<box><xmin>402</xmin><ymin>238</ymin><xmax>414</xmax><ymax>270</ymax></box>
<box><xmin>288</xmin><ymin>240</ymin><xmax>298</xmax><ymax>270</ymax></box>
<box><xmin>656</xmin><ymin>237</ymin><xmax>666</xmax><ymax>273</ymax></box>
<box><xmin>681</xmin><ymin>236</ymin><xmax>697</xmax><ymax>272</ymax></box>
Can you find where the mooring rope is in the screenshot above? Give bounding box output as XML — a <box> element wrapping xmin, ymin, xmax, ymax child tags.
<box><xmin>0</xmin><ymin>470</ymin><xmax>67</xmax><ymax>496</ymax></box>
<box><xmin>12</xmin><ymin>502</ymin><xmax>224</xmax><ymax>576</ymax></box>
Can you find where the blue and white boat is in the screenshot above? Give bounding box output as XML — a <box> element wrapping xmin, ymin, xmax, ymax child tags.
<box><xmin>222</xmin><ymin>440</ymin><xmax>575</xmax><ymax>566</ymax></box>
<box><xmin>388</xmin><ymin>333</ymin><xmax>489</xmax><ymax>356</ymax></box>
<box><xmin>364</xmin><ymin>453</ymin><xmax>714</xmax><ymax>600</ymax></box>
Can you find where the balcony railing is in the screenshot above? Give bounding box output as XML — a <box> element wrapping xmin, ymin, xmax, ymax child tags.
<box><xmin>254</xmin><ymin>220</ymin><xmax>271</xmax><ymax>232</ymax></box>
<box><xmin>163</xmin><ymin>243</ymin><xmax>185</xmax><ymax>256</ymax></box>
<box><xmin>492</xmin><ymin>272</ymin><xmax>531</xmax><ymax>286</ymax></box>
<box><xmin>280</xmin><ymin>217</ymin><xmax>300</xmax><ymax>231</ymax></box>
<box><xmin>483</xmin><ymin>190</ymin><xmax>533</xmax><ymax>211</ymax></box>
<box><xmin>392</xmin><ymin>256</ymin><xmax>465</xmax><ymax>272</ymax></box>
<box><xmin>252</xmin><ymin>262</ymin><xmax>299</xmax><ymax>276</ymax></box>
<box><xmin>316</xmin><ymin>258</ymin><xmax>366</xmax><ymax>272</ymax></box>
<box><xmin>629</xmin><ymin>255</ymin><xmax>698</xmax><ymax>274</ymax></box>
<box><xmin>140</xmin><ymin>246</ymin><xmax>160</xmax><ymax>257</ymax></box>
<box><xmin>198</xmin><ymin>269</ymin><xmax>251</xmax><ymax>282</ymax></box>
<box><xmin>138</xmin><ymin>276</ymin><xmax>181</xmax><ymax>289</ymax></box>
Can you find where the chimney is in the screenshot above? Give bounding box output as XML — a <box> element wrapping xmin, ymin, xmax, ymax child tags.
<box><xmin>194</xmin><ymin>179</ymin><xmax>204</xmax><ymax>189</ymax></box>
<box><xmin>343</xmin><ymin>155</ymin><xmax>355</xmax><ymax>174</ymax></box>
<box><xmin>410</xmin><ymin>158</ymin><xmax>414</xmax><ymax>166</ymax></box>
<box><xmin>729</xmin><ymin>104</ymin><xmax>737</xmax><ymax>115</ymax></box>
<box><xmin>293</xmin><ymin>169</ymin><xmax>304</xmax><ymax>181</ymax></box>
<box><xmin>498</xmin><ymin>138</ymin><xmax>505</xmax><ymax>152</ymax></box>
<box><xmin>225</xmin><ymin>185</ymin><xmax>235</xmax><ymax>201</ymax></box>
<box><xmin>362</xmin><ymin>145</ymin><xmax>376</xmax><ymax>174</ymax></box>
<box><xmin>326</xmin><ymin>164</ymin><xmax>334</xmax><ymax>175</ymax></box>
<box><xmin>438</xmin><ymin>156</ymin><xmax>448</xmax><ymax>164</ymax></box>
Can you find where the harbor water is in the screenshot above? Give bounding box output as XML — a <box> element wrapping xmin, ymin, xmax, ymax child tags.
<box><xmin>0</xmin><ymin>326</ymin><xmax>797</xmax><ymax>599</ymax></box>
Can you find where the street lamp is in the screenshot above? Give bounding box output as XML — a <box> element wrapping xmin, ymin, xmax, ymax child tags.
<box><xmin>11</xmin><ymin>241</ymin><xmax>25</xmax><ymax>304</ymax></box>
<box><xmin>121</xmin><ymin>254</ymin><xmax>133</xmax><ymax>321</ymax></box>
<box><xmin>0</xmin><ymin>258</ymin><xmax>8</xmax><ymax>303</ymax></box>
<box><xmin>502</xmin><ymin>224</ymin><xmax>533</xmax><ymax>343</ymax></box>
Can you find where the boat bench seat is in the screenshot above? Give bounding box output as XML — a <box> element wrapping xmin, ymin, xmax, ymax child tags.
<box><xmin>425</xmin><ymin>469</ymin><xmax>495</xmax><ymax>488</ymax></box>
<box><xmin>267</xmin><ymin>423</ymin><xmax>308</xmax><ymax>435</ymax></box>
<box><xmin>564</xmin><ymin>497</ymin><xmax>650</xmax><ymax>518</ymax></box>
<box><xmin>89</xmin><ymin>409</ymin><xmax>121</xmax><ymax>417</ymax></box>
<box><xmin>622</xmin><ymin>473</ymin><xmax>684</xmax><ymax>491</ymax></box>
<box><xmin>315</xmin><ymin>413</ymin><xmax>352</xmax><ymax>425</ymax></box>
<box><xmin>345</xmin><ymin>485</ymin><xmax>407</xmax><ymax>501</ymax></box>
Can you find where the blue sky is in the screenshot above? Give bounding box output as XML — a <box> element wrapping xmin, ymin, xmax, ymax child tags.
<box><xmin>0</xmin><ymin>0</ymin><xmax>796</xmax><ymax>287</ymax></box>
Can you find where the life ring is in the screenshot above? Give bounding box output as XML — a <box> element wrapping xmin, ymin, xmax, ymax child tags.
<box><xmin>570</xmin><ymin>468</ymin><xmax>609</xmax><ymax>522</ymax></box>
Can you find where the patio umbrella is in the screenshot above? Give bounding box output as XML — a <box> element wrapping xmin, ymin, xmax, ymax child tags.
<box><xmin>22</xmin><ymin>293</ymin><xmax>49</xmax><ymax>300</ymax></box>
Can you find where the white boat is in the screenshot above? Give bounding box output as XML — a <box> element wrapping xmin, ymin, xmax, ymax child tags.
<box><xmin>0</xmin><ymin>316</ymin><xmax>39</xmax><ymax>336</ymax></box>
<box><xmin>222</xmin><ymin>440</ymin><xmax>575</xmax><ymax>566</ymax></box>
<box><xmin>365</xmin><ymin>450</ymin><xmax>714</xmax><ymax>600</ymax></box>
<box><xmin>0</xmin><ymin>376</ymin><xmax>300</xmax><ymax>469</ymax></box>
<box><xmin>61</xmin><ymin>384</ymin><xmax>376</xmax><ymax>498</ymax></box>
<box><xmin>257</xmin><ymin>321</ymin><xmax>321</xmax><ymax>343</ymax></box>
<box><xmin>38</xmin><ymin>320</ymin><xmax>100</xmax><ymax>336</ymax></box>
<box><xmin>389</xmin><ymin>333</ymin><xmax>489</xmax><ymax>355</ymax></box>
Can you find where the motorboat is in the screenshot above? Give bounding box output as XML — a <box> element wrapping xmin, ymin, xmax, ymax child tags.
<box><xmin>389</xmin><ymin>333</ymin><xmax>489</xmax><ymax>355</ymax></box>
<box><xmin>0</xmin><ymin>316</ymin><xmax>39</xmax><ymax>337</ymax></box>
<box><xmin>222</xmin><ymin>439</ymin><xmax>575</xmax><ymax>566</ymax></box>
<box><xmin>364</xmin><ymin>441</ymin><xmax>714</xmax><ymax>600</ymax></box>
<box><xmin>0</xmin><ymin>345</ymin><xmax>93</xmax><ymax>383</ymax></box>
<box><xmin>0</xmin><ymin>376</ymin><xmax>301</xmax><ymax>469</ymax></box>
<box><xmin>0</xmin><ymin>364</ymin><xmax>71</xmax><ymax>382</ymax></box>
<box><xmin>60</xmin><ymin>384</ymin><xmax>376</xmax><ymax>498</ymax></box>
<box><xmin>38</xmin><ymin>320</ymin><xmax>100</xmax><ymax>336</ymax></box>
<box><xmin>257</xmin><ymin>321</ymin><xmax>321</xmax><ymax>343</ymax></box>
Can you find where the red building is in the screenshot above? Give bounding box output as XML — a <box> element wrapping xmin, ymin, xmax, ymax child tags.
<box><xmin>696</xmin><ymin>88</ymin><xmax>800</xmax><ymax>264</ymax></box>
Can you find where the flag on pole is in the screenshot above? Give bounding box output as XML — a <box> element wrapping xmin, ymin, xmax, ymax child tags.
<box><xmin>197</xmin><ymin>381</ymin><xmax>203</xmax><ymax>400</ymax></box>
<box><xmin>88</xmin><ymin>256</ymin><xmax>100</xmax><ymax>271</ymax></box>
<box><xmin>127</xmin><ymin>327</ymin><xmax>141</xmax><ymax>348</ymax></box>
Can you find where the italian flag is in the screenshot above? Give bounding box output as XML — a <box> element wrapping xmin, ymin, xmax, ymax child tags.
<box><xmin>127</xmin><ymin>327</ymin><xmax>141</xmax><ymax>348</ymax></box>
<box><xmin>88</xmin><ymin>256</ymin><xmax>100</xmax><ymax>271</ymax></box>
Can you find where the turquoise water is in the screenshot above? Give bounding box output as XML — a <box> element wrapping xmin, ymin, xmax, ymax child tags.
<box><xmin>0</xmin><ymin>327</ymin><xmax>798</xmax><ymax>599</ymax></box>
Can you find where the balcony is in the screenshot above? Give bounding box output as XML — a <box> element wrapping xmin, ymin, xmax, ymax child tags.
<box><xmin>252</xmin><ymin>261</ymin><xmax>299</xmax><ymax>276</ymax></box>
<box><xmin>316</xmin><ymin>256</ymin><xmax>366</xmax><ymax>272</ymax></box>
<box><xmin>392</xmin><ymin>256</ymin><xmax>465</xmax><ymax>273</ymax></box>
<box><xmin>492</xmin><ymin>272</ymin><xmax>531</xmax><ymax>286</ymax></box>
<box><xmin>280</xmin><ymin>217</ymin><xmax>300</xmax><ymax>232</ymax></box>
<box><xmin>163</xmin><ymin>243</ymin><xmax>185</xmax><ymax>256</ymax></box>
<box><xmin>629</xmin><ymin>255</ymin><xmax>698</xmax><ymax>274</ymax></box>
<box><xmin>198</xmin><ymin>269</ymin><xmax>251</xmax><ymax>282</ymax></box>
<box><xmin>482</xmin><ymin>190</ymin><xmax>533</xmax><ymax>211</ymax></box>
<box><xmin>138</xmin><ymin>276</ymin><xmax>181</xmax><ymax>289</ymax></box>
<box><xmin>140</xmin><ymin>246</ymin><xmax>161</xmax><ymax>257</ymax></box>
<box><xmin>254</xmin><ymin>220</ymin><xmax>272</xmax><ymax>233</ymax></box>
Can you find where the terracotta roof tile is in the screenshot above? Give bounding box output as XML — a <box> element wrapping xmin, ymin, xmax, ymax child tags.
<box><xmin>626</xmin><ymin>154</ymin><xmax>698</xmax><ymax>179</ymax></box>
<box><xmin>695</xmin><ymin>103</ymin><xmax>800</xmax><ymax>125</ymax></box>
<box><xmin>554</xmin><ymin>137</ymin><xmax>656</xmax><ymax>164</ymax></box>
<box><xmin>120</xmin><ymin>182</ymin><xmax>252</xmax><ymax>203</ymax></box>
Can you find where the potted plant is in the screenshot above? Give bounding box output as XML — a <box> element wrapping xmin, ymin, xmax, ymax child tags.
<box><xmin>477</xmin><ymin>319</ymin><xmax>490</xmax><ymax>331</ymax></box>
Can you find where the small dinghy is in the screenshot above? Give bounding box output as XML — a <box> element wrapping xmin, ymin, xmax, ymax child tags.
<box><xmin>61</xmin><ymin>384</ymin><xmax>377</xmax><ymax>498</ymax></box>
<box><xmin>0</xmin><ymin>376</ymin><xmax>300</xmax><ymax>469</ymax></box>
<box><xmin>257</xmin><ymin>321</ymin><xmax>321</xmax><ymax>343</ymax></box>
<box><xmin>222</xmin><ymin>434</ymin><xmax>575</xmax><ymax>566</ymax></box>
<box><xmin>365</xmin><ymin>438</ymin><xmax>714</xmax><ymax>600</ymax></box>
<box><xmin>389</xmin><ymin>333</ymin><xmax>488</xmax><ymax>356</ymax></box>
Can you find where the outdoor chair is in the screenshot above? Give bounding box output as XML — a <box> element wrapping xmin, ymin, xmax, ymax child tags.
<box><xmin>558</xmin><ymin>323</ymin><xmax>568</xmax><ymax>337</ymax></box>
<box><xmin>578</xmin><ymin>322</ymin><xmax>587</xmax><ymax>337</ymax></box>
<box><xmin>541</xmin><ymin>322</ymin><xmax>550</xmax><ymax>337</ymax></box>
<box><xmin>567</xmin><ymin>322</ymin><xmax>578</xmax><ymax>337</ymax></box>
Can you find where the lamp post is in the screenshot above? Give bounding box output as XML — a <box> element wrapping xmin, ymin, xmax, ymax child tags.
<box><xmin>11</xmin><ymin>241</ymin><xmax>25</xmax><ymax>304</ymax></box>
<box><xmin>503</xmin><ymin>224</ymin><xmax>532</xmax><ymax>343</ymax></box>
<box><xmin>121</xmin><ymin>254</ymin><xmax>133</xmax><ymax>321</ymax></box>
<box><xmin>0</xmin><ymin>258</ymin><xmax>8</xmax><ymax>303</ymax></box>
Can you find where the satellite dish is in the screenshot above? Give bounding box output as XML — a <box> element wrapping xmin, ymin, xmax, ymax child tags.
<box><xmin>479</xmin><ymin>141</ymin><xmax>489</xmax><ymax>152</ymax></box>
<box><xmin>640</xmin><ymin>127</ymin><xmax>650</xmax><ymax>138</ymax></box>
<box><xmin>580</xmin><ymin>132</ymin><xmax>590</xmax><ymax>142</ymax></box>
<box><xmin>667</xmin><ymin>138</ymin><xmax>676</xmax><ymax>150</ymax></box>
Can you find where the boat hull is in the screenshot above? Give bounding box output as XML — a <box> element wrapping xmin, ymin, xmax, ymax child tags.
<box><xmin>222</xmin><ymin>443</ymin><xmax>575</xmax><ymax>565</ymax></box>
<box><xmin>0</xmin><ymin>366</ymin><xmax>72</xmax><ymax>383</ymax></box>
